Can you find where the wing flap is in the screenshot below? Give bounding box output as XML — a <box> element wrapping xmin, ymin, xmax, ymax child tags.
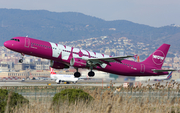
<box><xmin>81</xmin><ymin>55</ymin><xmax>134</xmax><ymax>65</ymax></box>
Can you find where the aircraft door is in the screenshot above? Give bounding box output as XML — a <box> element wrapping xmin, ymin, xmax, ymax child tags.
<box><xmin>58</xmin><ymin>47</ymin><xmax>63</xmax><ymax>56</ymax></box>
<box><xmin>140</xmin><ymin>64</ymin><xmax>145</xmax><ymax>73</ymax></box>
<box><xmin>25</xmin><ymin>38</ymin><xmax>30</xmax><ymax>48</ymax></box>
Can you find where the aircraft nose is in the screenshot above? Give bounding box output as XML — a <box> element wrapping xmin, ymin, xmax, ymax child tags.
<box><xmin>4</xmin><ymin>41</ymin><xmax>8</xmax><ymax>48</ymax></box>
<box><xmin>4</xmin><ymin>41</ymin><xmax>12</xmax><ymax>49</ymax></box>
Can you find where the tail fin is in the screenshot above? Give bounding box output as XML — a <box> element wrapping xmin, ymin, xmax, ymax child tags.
<box><xmin>142</xmin><ymin>44</ymin><xmax>170</xmax><ymax>69</ymax></box>
<box><xmin>166</xmin><ymin>71</ymin><xmax>173</xmax><ymax>80</ymax></box>
<box><xmin>50</xmin><ymin>67</ymin><xmax>56</xmax><ymax>74</ymax></box>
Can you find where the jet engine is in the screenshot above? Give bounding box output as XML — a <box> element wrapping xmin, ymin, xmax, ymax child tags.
<box><xmin>70</xmin><ymin>58</ymin><xmax>87</xmax><ymax>68</ymax></box>
<box><xmin>50</xmin><ymin>60</ymin><xmax>69</xmax><ymax>69</ymax></box>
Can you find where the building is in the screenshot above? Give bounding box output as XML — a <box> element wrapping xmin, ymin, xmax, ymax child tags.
<box><xmin>0</xmin><ymin>69</ymin><xmax>51</xmax><ymax>79</ymax></box>
<box><xmin>14</xmin><ymin>63</ymin><xmax>35</xmax><ymax>71</ymax></box>
<box><xmin>35</xmin><ymin>61</ymin><xmax>50</xmax><ymax>70</ymax></box>
<box><xmin>0</xmin><ymin>63</ymin><xmax>9</xmax><ymax>72</ymax></box>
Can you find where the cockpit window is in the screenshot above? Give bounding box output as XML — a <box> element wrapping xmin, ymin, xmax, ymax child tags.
<box><xmin>10</xmin><ymin>38</ymin><xmax>20</xmax><ymax>42</ymax></box>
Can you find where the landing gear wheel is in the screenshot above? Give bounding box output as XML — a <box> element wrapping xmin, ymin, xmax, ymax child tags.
<box><xmin>73</xmin><ymin>81</ymin><xmax>77</xmax><ymax>84</ymax></box>
<box><xmin>19</xmin><ymin>59</ymin><xmax>23</xmax><ymax>63</ymax></box>
<box><xmin>74</xmin><ymin>72</ymin><xmax>81</xmax><ymax>78</ymax></box>
<box><xmin>57</xmin><ymin>80</ymin><xmax>61</xmax><ymax>84</ymax></box>
<box><xmin>88</xmin><ymin>71</ymin><xmax>95</xmax><ymax>77</ymax></box>
<box><xmin>19</xmin><ymin>53</ymin><xmax>24</xmax><ymax>63</ymax></box>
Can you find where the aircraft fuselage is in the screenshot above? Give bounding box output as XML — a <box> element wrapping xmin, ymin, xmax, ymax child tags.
<box><xmin>4</xmin><ymin>37</ymin><xmax>169</xmax><ymax>76</ymax></box>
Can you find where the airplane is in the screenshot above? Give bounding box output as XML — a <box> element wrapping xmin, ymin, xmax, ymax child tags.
<box><xmin>135</xmin><ymin>71</ymin><xmax>173</xmax><ymax>81</ymax></box>
<box><xmin>50</xmin><ymin>67</ymin><xmax>78</xmax><ymax>84</ymax></box>
<box><xmin>154</xmin><ymin>71</ymin><xmax>173</xmax><ymax>81</ymax></box>
<box><xmin>4</xmin><ymin>36</ymin><xmax>176</xmax><ymax>78</ymax></box>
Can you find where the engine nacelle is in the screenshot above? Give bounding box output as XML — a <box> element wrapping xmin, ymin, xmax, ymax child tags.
<box><xmin>50</xmin><ymin>60</ymin><xmax>69</xmax><ymax>69</ymax></box>
<box><xmin>70</xmin><ymin>58</ymin><xmax>87</xmax><ymax>68</ymax></box>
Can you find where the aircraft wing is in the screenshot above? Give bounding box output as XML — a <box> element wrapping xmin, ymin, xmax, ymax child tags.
<box><xmin>152</xmin><ymin>69</ymin><xmax>176</xmax><ymax>73</ymax></box>
<box><xmin>80</xmin><ymin>55</ymin><xmax>134</xmax><ymax>66</ymax></box>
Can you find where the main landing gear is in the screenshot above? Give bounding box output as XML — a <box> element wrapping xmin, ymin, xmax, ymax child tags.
<box><xmin>74</xmin><ymin>68</ymin><xmax>95</xmax><ymax>78</ymax></box>
<box><xmin>74</xmin><ymin>72</ymin><xmax>81</xmax><ymax>78</ymax></box>
<box><xmin>88</xmin><ymin>71</ymin><xmax>95</xmax><ymax>77</ymax></box>
<box><xmin>19</xmin><ymin>53</ymin><xmax>24</xmax><ymax>63</ymax></box>
<box><xmin>88</xmin><ymin>66</ymin><xmax>95</xmax><ymax>77</ymax></box>
<box><xmin>74</xmin><ymin>68</ymin><xmax>81</xmax><ymax>78</ymax></box>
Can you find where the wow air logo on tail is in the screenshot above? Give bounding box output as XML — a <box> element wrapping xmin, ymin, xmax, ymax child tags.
<box><xmin>152</xmin><ymin>50</ymin><xmax>165</xmax><ymax>65</ymax></box>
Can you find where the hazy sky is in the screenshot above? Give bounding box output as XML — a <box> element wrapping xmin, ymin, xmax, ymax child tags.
<box><xmin>0</xmin><ymin>0</ymin><xmax>179</xmax><ymax>27</ymax></box>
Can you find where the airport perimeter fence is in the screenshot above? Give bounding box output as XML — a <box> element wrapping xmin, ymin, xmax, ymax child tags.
<box><xmin>0</xmin><ymin>85</ymin><xmax>180</xmax><ymax>103</ymax></box>
<box><xmin>0</xmin><ymin>86</ymin><xmax>101</xmax><ymax>102</ymax></box>
<box><xmin>114</xmin><ymin>87</ymin><xmax>180</xmax><ymax>104</ymax></box>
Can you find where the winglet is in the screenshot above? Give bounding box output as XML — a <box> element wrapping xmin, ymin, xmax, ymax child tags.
<box><xmin>134</xmin><ymin>55</ymin><xmax>138</xmax><ymax>59</ymax></box>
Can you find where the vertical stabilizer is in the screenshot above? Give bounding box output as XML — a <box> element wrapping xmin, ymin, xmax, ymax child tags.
<box><xmin>166</xmin><ymin>71</ymin><xmax>173</xmax><ymax>80</ymax></box>
<box><xmin>50</xmin><ymin>67</ymin><xmax>56</xmax><ymax>74</ymax></box>
<box><xmin>142</xmin><ymin>44</ymin><xmax>170</xmax><ymax>69</ymax></box>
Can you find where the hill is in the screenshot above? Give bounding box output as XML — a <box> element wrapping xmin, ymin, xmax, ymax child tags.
<box><xmin>0</xmin><ymin>8</ymin><xmax>180</xmax><ymax>53</ymax></box>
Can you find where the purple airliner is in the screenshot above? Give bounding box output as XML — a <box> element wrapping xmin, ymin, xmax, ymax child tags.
<box><xmin>4</xmin><ymin>37</ymin><xmax>175</xmax><ymax>77</ymax></box>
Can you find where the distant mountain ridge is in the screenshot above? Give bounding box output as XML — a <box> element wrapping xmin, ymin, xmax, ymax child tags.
<box><xmin>0</xmin><ymin>8</ymin><xmax>180</xmax><ymax>53</ymax></box>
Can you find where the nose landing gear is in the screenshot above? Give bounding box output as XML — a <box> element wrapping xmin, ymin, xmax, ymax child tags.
<box><xmin>19</xmin><ymin>53</ymin><xmax>24</xmax><ymax>63</ymax></box>
<box><xmin>19</xmin><ymin>59</ymin><xmax>23</xmax><ymax>63</ymax></box>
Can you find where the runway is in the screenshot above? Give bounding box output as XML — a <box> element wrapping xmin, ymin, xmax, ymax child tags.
<box><xmin>0</xmin><ymin>80</ymin><xmax>123</xmax><ymax>87</ymax></box>
<box><xmin>0</xmin><ymin>80</ymin><xmax>177</xmax><ymax>87</ymax></box>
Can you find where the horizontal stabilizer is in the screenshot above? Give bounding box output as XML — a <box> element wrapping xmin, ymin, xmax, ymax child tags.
<box><xmin>152</xmin><ymin>69</ymin><xmax>176</xmax><ymax>73</ymax></box>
